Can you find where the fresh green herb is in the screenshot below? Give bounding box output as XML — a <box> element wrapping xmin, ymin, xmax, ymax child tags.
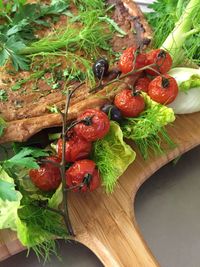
<box><xmin>31</xmin><ymin>51</ymin><xmax>96</xmax><ymax>86</ymax></box>
<box><xmin>2</xmin><ymin>147</ymin><xmax>49</xmax><ymax>170</ymax></box>
<box><xmin>73</xmin><ymin>0</ymin><xmax>105</xmax><ymax>11</ymax></box>
<box><xmin>0</xmin><ymin>117</ymin><xmax>6</xmax><ymax>137</ymax></box>
<box><xmin>22</xmin><ymin>10</ymin><xmax>111</xmax><ymax>57</ymax></box>
<box><xmin>0</xmin><ymin>0</ymin><xmax>69</xmax><ymax>70</ymax></box>
<box><xmin>146</xmin><ymin>0</ymin><xmax>200</xmax><ymax>65</ymax></box>
<box><xmin>0</xmin><ymin>89</ymin><xmax>8</xmax><ymax>101</ymax></box>
<box><xmin>47</xmin><ymin>105</ymin><xmax>59</xmax><ymax>114</ymax></box>
<box><xmin>121</xmin><ymin>94</ymin><xmax>176</xmax><ymax>159</ymax></box>
<box><xmin>92</xmin><ymin>122</ymin><xmax>136</xmax><ymax>192</ymax></box>
<box><xmin>98</xmin><ymin>16</ymin><xmax>127</xmax><ymax>36</ymax></box>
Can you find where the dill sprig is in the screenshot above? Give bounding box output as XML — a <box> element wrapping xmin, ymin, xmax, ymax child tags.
<box><xmin>73</xmin><ymin>0</ymin><xmax>105</xmax><ymax>11</ymax></box>
<box><xmin>18</xmin><ymin>199</ymin><xmax>68</xmax><ymax>262</ymax></box>
<box><xmin>30</xmin><ymin>51</ymin><xmax>96</xmax><ymax>86</ymax></box>
<box><xmin>121</xmin><ymin>104</ymin><xmax>176</xmax><ymax>160</ymax></box>
<box><xmin>21</xmin><ymin>9</ymin><xmax>111</xmax><ymax>57</ymax></box>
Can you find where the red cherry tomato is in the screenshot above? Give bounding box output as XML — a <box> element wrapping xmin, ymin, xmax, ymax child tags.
<box><xmin>146</xmin><ymin>49</ymin><xmax>172</xmax><ymax>76</ymax></box>
<box><xmin>66</xmin><ymin>159</ymin><xmax>101</xmax><ymax>192</ymax></box>
<box><xmin>135</xmin><ymin>77</ymin><xmax>151</xmax><ymax>93</ymax></box>
<box><xmin>119</xmin><ymin>47</ymin><xmax>147</xmax><ymax>74</ymax></box>
<box><xmin>57</xmin><ymin>135</ymin><xmax>92</xmax><ymax>162</ymax></box>
<box><xmin>114</xmin><ymin>89</ymin><xmax>145</xmax><ymax>117</ymax></box>
<box><xmin>74</xmin><ymin>109</ymin><xmax>110</xmax><ymax>142</ymax></box>
<box><xmin>148</xmin><ymin>74</ymin><xmax>178</xmax><ymax>104</ymax></box>
<box><xmin>29</xmin><ymin>156</ymin><xmax>61</xmax><ymax>192</ymax></box>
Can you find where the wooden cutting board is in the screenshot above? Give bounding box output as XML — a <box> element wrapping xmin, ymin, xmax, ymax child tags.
<box><xmin>1</xmin><ymin>112</ymin><xmax>200</xmax><ymax>266</ymax></box>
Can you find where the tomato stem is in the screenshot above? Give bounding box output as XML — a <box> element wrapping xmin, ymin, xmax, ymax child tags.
<box><xmin>59</xmin><ymin>82</ymin><xmax>84</xmax><ymax>236</ymax></box>
<box><xmin>89</xmin><ymin>63</ymin><xmax>157</xmax><ymax>93</ymax></box>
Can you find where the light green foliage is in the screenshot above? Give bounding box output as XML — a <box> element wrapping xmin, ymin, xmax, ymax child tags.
<box><xmin>0</xmin><ymin>0</ymin><xmax>69</xmax><ymax>70</ymax></box>
<box><xmin>121</xmin><ymin>94</ymin><xmax>175</xmax><ymax>159</ymax></box>
<box><xmin>92</xmin><ymin>121</ymin><xmax>136</xmax><ymax>192</ymax></box>
<box><xmin>0</xmin><ymin>167</ymin><xmax>22</xmax><ymax>229</ymax></box>
<box><xmin>146</xmin><ymin>0</ymin><xmax>200</xmax><ymax>65</ymax></box>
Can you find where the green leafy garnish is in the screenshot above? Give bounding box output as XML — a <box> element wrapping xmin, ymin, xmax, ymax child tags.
<box><xmin>92</xmin><ymin>121</ymin><xmax>136</xmax><ymax>192</ymax></box>
<box><xmin>0</xmin><ymin>89</ymin><xmax>8</xmax><ymax>102</ymax></box>
<box><xmin>0</xmin><ymin>167</ymin><xmax>18</xmax><ymax>201</ymax></box>
<box><xmin>3</xmin><ymin>147</ymin><xmax>49</xmax><ymax>169</ymax></box>
<box><xmin>146</xmin><ymin>0</ymin><xmax>200</xmax><ymax>65</ymax></box>
<box><xmin>0</xmin><ymin>180</ymin><xmax>17</xmax><ymax>201</ymax></box>
<box><xmin>121</xmin><ymin>94</ymin><xmax>175</xmax><ymax>159</ymax></box>
<box><xmin>0</xmin><ymin>0</ymin><xmax>69</xmax><ymax>70</ymax></box>
<box><xmin>0</xmin><ymin>167</ymin><xmax>22</xmax><ymax>229</ymax></box>
<box><xmin>98</xmin><ymin>16</ymin><xmax>127</xmax><ymax>36</ymax></box>
<box><xmin>0</xmin><ymin>117</ymin><xmax>6</xmax><ymax>137</ymax></box>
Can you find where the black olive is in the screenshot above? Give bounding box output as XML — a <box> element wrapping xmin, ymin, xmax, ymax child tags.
<box><xmin>101</xmin><ymin>104</ymin><xmax>123</xmax><ymax>122</ymax></box>
<box><xmin>92</xmin><ymin>58</ymin><xmax>109</xmax><ymax>79</ymax></box>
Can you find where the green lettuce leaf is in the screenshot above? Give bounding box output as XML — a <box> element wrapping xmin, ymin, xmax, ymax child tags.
<box><xmin>92</xmin><ymin>121</ymin><xmax>136</xmax><ymax>193</ymax></box>
<box><xmin>0</xmin><ymin>167</ymin><xmax>22</xmax><ymax>230</ymax></box>
<box><xmin>121</xmin><ymin>93</ymin><xmax>175</xmax><ymax>159</ymax></box>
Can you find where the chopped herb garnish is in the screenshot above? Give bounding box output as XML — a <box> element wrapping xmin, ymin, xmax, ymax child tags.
<box><xmin>0</xmin><ymin>90</ymin><xmax>8</xmax><ymax>102</ymax></box>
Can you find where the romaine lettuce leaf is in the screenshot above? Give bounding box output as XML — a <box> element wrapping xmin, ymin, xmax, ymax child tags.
<box><xmin>92</xmin><ymin>121</ymin><xmax>136</xmax><ymax>193</ymax></box>
<box><xmin>0</xmin><ymin>167</ymin><xmax>22</xmax><ymax>230</ymax></box>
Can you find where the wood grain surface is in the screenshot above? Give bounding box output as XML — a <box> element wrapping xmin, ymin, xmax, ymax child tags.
<box><xmin>1</xmin><ymin>112</ymin><xmax>200</xmax><ymax>266</ymax></box>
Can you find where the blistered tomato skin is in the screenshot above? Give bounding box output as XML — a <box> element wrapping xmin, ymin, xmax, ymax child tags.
<box><xmin>114</xmin><ymin>89</ymin><xmax>145</xmax><ymax>117</ymax></box>
<box><xmin>57</xmin><ymin>135</ymin><xmax>92</xmax><ymax>162</ymax></box>
<box><xmin>135</xmin><ymin>77</ymin><xmax>151</xmax><ymax>93</ymax></box>
<box><xmin>119</xmin><ymin>47</ymin><xmax>147</xmax><ymax>74</ymax></box>
<box><xmin>146</xmin><ymin>49</ymin><xmax>172</xmax><ymax>76</ymax></box>
<box><xmin>29</xmin><ymin>156</ymin><xmax>61</xmax><ymax>192</ymax></box>
<box><xmin>74</xmin><ymin>109</ymin><xmax>110</xmax><ymax>142</ymax></box>
<box><xmin>148</xmin><ymin>74</ymin><xmax>178</xmax><ymax>104</ymax></box>
<box><xmin>66</xmin><ymin>159</ymin><xmax>101</xmax><ymax>192</ymax></box>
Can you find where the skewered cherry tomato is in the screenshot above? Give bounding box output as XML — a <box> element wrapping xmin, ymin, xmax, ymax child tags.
<box><xmin>29</xmin><ymin>156</ymin><xmax>61</xmax><ymax>192</ymax></box>
<box><xmin>148</xmin><ymin>74</ymin><xmax>178</xmax><ymax>104</ymax></box>
<box><xmin>74</xmin><ymin>109</ymin><xmax>110</xmax><ymax>141</ymax></box>
<box><xmin>135</xmin><ymin>77</ymin><xmax>151</xmax><ymax>92</ymax></box>
<box><xmin>119</xmin><ymin>47</ymin><xmax>147</xmax><ymax>74</ymax></box>
<box><xmin>146</xmin><ymin>49</ymin><xmax>172</xmax><ymax>76</ymax></box>
<box><xmin>114</xmin><ymin>89</ymin><xmax>145</xmax><ymax>117</ymax></box>
<box><xmin>66</xmin><ymin>159</ymin><xmax>101</xmax><ymax>192</ymax></box>
<box><xmin>57</xmin><ymin>135</ymin><xmax>92</xmax><ymax>162</ymax></box>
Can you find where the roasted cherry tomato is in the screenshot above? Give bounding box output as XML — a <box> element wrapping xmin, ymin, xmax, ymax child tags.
<box><xmin>119</xmin><ymin>47</ymin><xmax>147</xmax><ymax>74</ymax></box>
<box><xmin>29</xmin><ymin>156</ymin><xmax>61</xmax><ymax>192</ymax></box>
<box><xmin>74</xmin><ymin>109</ymin><xmax>110</xmax><ymax>141</ymax></box>
<box><xmin>66</xmin><ymin>159</ymin><xmax>101</xmax><ymax>192</ymax></box>
<box><xmin>57</xmin><ymin>135</ymin><xmax>92</xmax><ymax>162</ymax></box>
<box><xmin>135</xmin><ymin>77</ymin><xmax>151</xmax><ymax>93</ymax></box>
<box><xmin>114</xmin><ymin>89</ymin><xmax>145</xmax><ymax>117</ymax></box>
<box><xmin>146</xmin><ymin>49</ymin><xmax>172</xmax><ymax>75</ymax></box>
<box><xmin>148</xmin><ymin>74</ymin><xmax>178</xmax><ymax>104</ymax></box>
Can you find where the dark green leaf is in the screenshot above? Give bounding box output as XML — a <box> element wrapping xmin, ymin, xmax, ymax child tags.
<box><xmin>0</xmin><ymin>179</ymin><xmax>17</xmax><ymax>201</ymax></box>
<box><xmin>3</xmin><ymin>147</ymin><xmax>48</xmax><ymax>169</ymax></box>
<box><xmin>0</xmin><ymin>117</ymin><xmax>6</xmax><ymax>137</ymax></box>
